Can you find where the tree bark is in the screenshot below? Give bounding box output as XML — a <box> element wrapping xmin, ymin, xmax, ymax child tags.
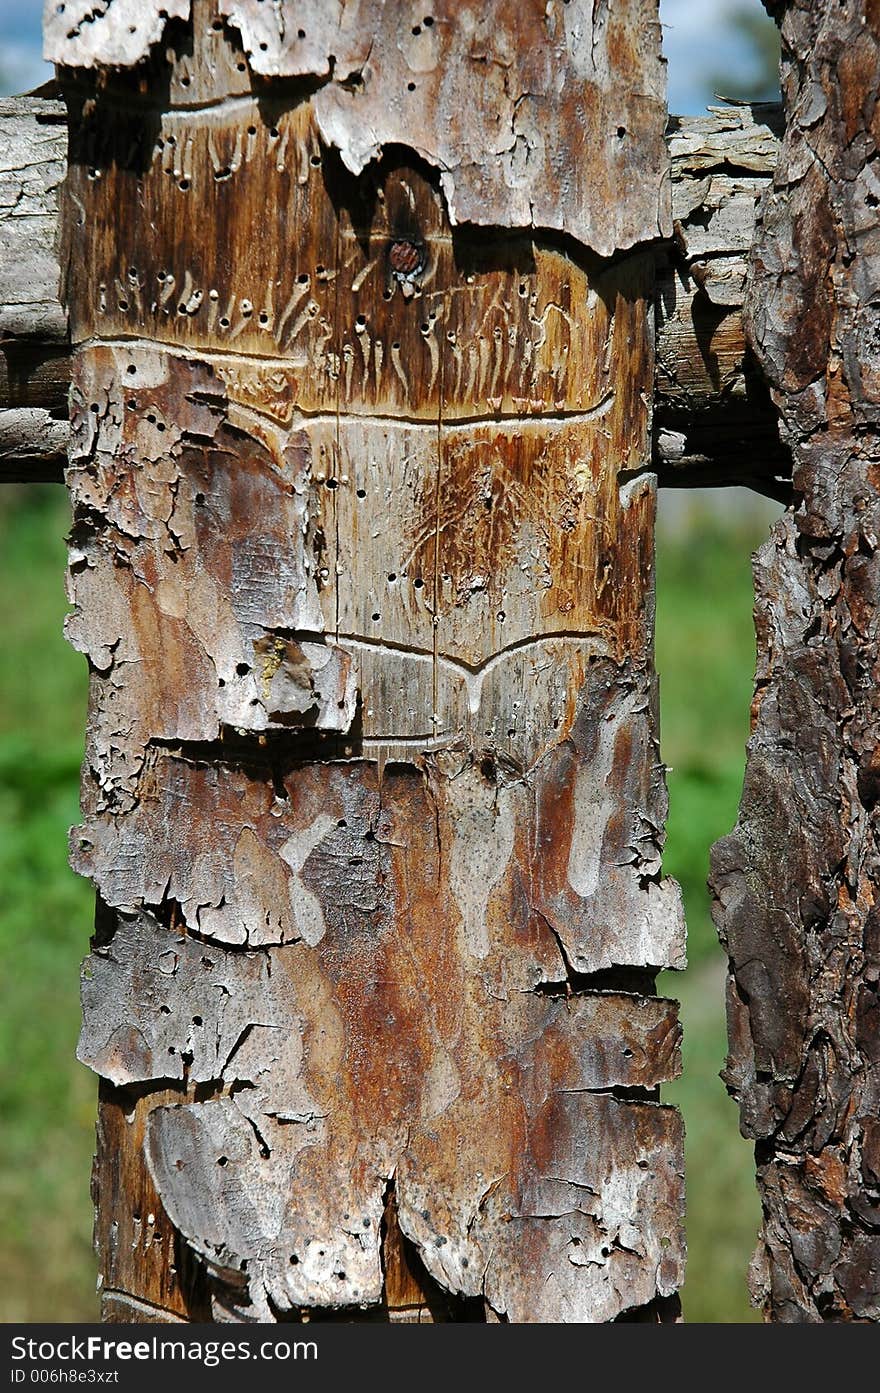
<box><xmin>50</xmin><ymin>1</ymin><xmax>687</xmax><ymax>1322</ymax></box>
<box><xmin>711</xmin><ymin>0</ymin><xmax>880</xmax><ymax>1322</ymax></box>
<box><xmin>1</xmin><ymin>88</ymin><xmax>789</xmax><ymax>495</ymax></box>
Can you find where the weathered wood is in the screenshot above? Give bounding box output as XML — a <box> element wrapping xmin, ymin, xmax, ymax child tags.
<box><xmin>0</xmin><ymin>89</ymin><xmax>787</xmax><ymax>491</ymax></box>
<box><xmin>92</xmin><ymin>1080</ymin><xmax>213</xmax><ymax>1324</ymax></box>
<box><xmin>711</xmin><ymin>0</ymin><xmax>880</xmax><ymax>1322</ymax></box>
<box><xmin>0</xmin><ymin>94</ymin><xmax>69</xmax><ymax>481</ymax></box>
<box><xmin>0</xmin><ymin>406</ymin><xmax>68</xmax><ymax>481</ymax></box>
<box><xmin>0</xmin><ymin>95</ymin><xmax>67</xmax><ymax>342</ymax></box>
<box><xmin>46</xmin><ymin>0</ymin><xmax>670</xmax><ymax>258</ymax></box>
<box><xmin>56</xmin><ymin>1</ymin><xmax>685</xmax><ymax>1323</ymax></box>
<box><xmin>656</xmin><ymin>102</ymin><xmax>791</xmax><ymax>499</ymax></box>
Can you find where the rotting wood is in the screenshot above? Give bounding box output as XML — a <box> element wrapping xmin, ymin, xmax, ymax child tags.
<box><xmin>0</xmin><ymin>96</ymin><xmax>66</xmax><ymax>343</ymax></box>
<box><xmin>656</xmin><ymin>102</ymin><xmax>791</xmax><ymax>499</ymax></box>
<box><xmin>0</xmin><ymin>94</ymin><xmax>69</xmax><ymax>482</ymax></box>
<box><xmin>46</xmin><ymin>0</ymin><xmax>669</xmax><ymax>257</ymax></box>
<box><xmin>710</xmin><ymin>0</ymin><xmax>880</xmax><ymax>1322</ymax></box>
<box><xmin>52</xmin><ymin>0</ymin><xmax>686</xmax><ymax>1323</ymax></box>
<box><xmin>1</xmin><ymin>88</ymin><xmax>788</xmax><ymax>493</ymax></box>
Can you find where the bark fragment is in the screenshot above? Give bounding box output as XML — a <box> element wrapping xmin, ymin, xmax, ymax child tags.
<box><xmin>43</xmin><ymin>0</ymin><xmax>190</xmax><ymax>69</ymax></box>
<box><xmin>46</xmin><ymin>0</ymin><xmax>670</xmax><ymax>257</ymax></box>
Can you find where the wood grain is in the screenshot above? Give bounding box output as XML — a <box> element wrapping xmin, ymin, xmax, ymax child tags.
<box><xmin>3</xmin><ymin>85</ymin><xmax>785</xmax><ymax>490</ymax></box>
<box><xmin>711</xmin><ymin>0</ymin><xmax>880</xmax><ymax>1322</ymax></box>
<box><xmin>1</xmin><ymin>90</ymin><xmax>788</xmax><ymax>492</ymax></box>
<box><xmin>57</xmin><ymin>2</ymin><xmax>687</xmax><ymax>1322</ymax></box>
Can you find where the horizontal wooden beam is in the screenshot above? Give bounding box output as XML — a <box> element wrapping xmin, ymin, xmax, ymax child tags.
<box><xmin>656</xmin><ymin>102</ymin><xmax>791</xmax><ymax>500</ymax></box>
<box><xmin>0</xmin><ymin>93</ymin><xmax>789</xmax><ymax>497</ymax></box>
<box><xmin>0</xmin><ymin>95</ymin><xmax>69</xmax><ymax>483</ymax></box>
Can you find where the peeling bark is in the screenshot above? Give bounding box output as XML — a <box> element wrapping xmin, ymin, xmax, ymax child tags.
<box><xmin>45</xmin><ymin>0</ymin><xmax>670</xmax><ymax>256</ymax></box>
<box><xmin>54</xmin><ymin>2</ymin><xmax>684</xmax><ymax>1321</ymax></box>
<box><xmin>711</xmin><ymin>0</ymin><xmax>880</xmax><ymax>1322</ymax></box>
<box><xmin>1</xmin><ymin>89</ymin><xmax>787</xmax><ymax>491</ymax></box>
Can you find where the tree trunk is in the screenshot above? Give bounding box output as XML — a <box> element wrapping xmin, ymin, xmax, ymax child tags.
<box><xmin>711</xmin><ymin>0</ymin><xmax>880</xmax><ymax>1322</ymax></box>
<box><xmin>1</xmin><ymin>88</ymin><xmax>791</xmax><ymax>498</ymax></box>
<box><xmin>48</xmin><ymin>0</ymin><xmax>686</xmax><ymax>1322</ymax></box>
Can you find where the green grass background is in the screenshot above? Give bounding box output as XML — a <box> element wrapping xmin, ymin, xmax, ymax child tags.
<box><xmin>655</xmin><ymin>491</ymin><xmax>774</xmax><ymax>1324</ymax></box>
<box><xmin>0</xmin><ymin>487</ymin><xmax>97</xmax><ymax>1321</ymax></box>
<box><xmin>0</xmin><ymin>484</ymin><xmax>775</xmax><ymax>1322</ymax></box>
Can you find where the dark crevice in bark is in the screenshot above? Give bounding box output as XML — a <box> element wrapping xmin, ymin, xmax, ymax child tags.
<box><xmin>614</xmin><ymin>1292</ymin><xmax>682</xmax><ymax>1322</ymax></box>
<box><xmin>530</xmin><ymin>966</ymin><xmax>659</xmax><ymax>997</ymax></box>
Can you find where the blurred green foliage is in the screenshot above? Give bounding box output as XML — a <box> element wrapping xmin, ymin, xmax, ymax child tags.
<box><xmin>0</xmin><ymin>487</ymin><xmax>97</xmax><ymax>1321</ymax></box>
<box><xmin>0</xmin><ymin>486</ymin><xmax>776</xmax><ymax>1321</ymax></box>
<box><xmin>656</xmin><ymin>494</ymin><xmax>778</xmax><ymax>1323</ymax></box>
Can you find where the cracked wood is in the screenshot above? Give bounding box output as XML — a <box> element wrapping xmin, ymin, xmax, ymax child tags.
<box><xmin>2</xmin><ymin>89</ymin><xmax>786</xmax><ymax>491</ymax></box>
<box><xmin>0</xmin><ymin>95</ymin><xmax>69</xmax><ymax>481</ymax></box>
<box><xmin>53</xmin><ymin>1</ymin><xmax>684</xmax><ymax>1322</ymax></box>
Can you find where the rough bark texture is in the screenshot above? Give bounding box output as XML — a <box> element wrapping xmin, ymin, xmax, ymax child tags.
<box><xmin>54</xmin><ymin>1</ymin><xmax>687</xmax><ymax>1321</ymax></box>
<box><xmin>711</xmin><ymin>0</ymin><xmax>880</xmax><ymax>1322</ymax></box>
<box><xmin>0</xmin><ymin>87</ymin><xmax>789</xmax><ymax>493</ymax></box>
<box><xmin>45</xmin><ymin>0</ymin><xmax>670</xmax><ymax>257</ymax></box>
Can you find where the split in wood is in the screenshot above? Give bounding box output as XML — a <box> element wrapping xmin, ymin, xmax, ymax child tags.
<box><xmin>0</xmin><ymin>95</ymin><xmax>789</xmax><ymax>499</ymax></box>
